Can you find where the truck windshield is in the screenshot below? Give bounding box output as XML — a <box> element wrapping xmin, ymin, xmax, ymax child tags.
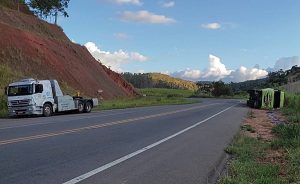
<box><xmin>8</xmin><ymin>85</ymin><xmax>33</xmax><ymax>96</ymax></box>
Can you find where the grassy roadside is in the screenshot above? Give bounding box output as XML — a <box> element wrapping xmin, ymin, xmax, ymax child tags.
<box><xmin>219</xmin><ymin>95</ymin><xmax>300</xmax><ymax>184</ymax></box>
<box><xmin>0</xmin><ymin>95</ymin><xmax>8</xmax><ymax>118</ymax></box>
<box><xmin>96</xmin><ymin>88</ymin><xmax>198</xmax><ymax>110</ymax></box>
<box><xmin>98</xmin><ymin>96</ymin><xmax>196</xmax><ymax>110</ymax></box>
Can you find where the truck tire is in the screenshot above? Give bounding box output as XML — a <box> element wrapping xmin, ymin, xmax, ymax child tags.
<box><xmin>84</xmin><ymin>101</ymin><xmax>92</xmax><ymax>113</ymax></box>
<box><xmin>78</xmin><ymin>101</ymin><xmax>84</xmax><ymax>113</ymax></box>
<box><xmin>43</xmin><ymin>104</ymin><xmax>52</xmax><ymax>117</ymax></box>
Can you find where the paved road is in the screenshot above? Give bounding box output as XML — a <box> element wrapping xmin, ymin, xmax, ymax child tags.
<box><xmin>0</xmin><ymin>99</ymin><xmax>247</xmax><ymax>184</ymax></box>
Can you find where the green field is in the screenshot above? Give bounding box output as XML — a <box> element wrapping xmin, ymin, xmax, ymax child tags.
<box><xmin>139</xmin><ymin>88</ymin><xmax>195</xmax><ymax>98</ymax></box>
<box><xmin>97</xmin><ymin>88</ymin><xmax>198</xmax><ymax>110</ymax></box>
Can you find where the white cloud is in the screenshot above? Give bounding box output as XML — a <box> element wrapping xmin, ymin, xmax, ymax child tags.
<box><xmin>120</xmin><ymin>10</ymin><xmax>176</xmax><ymax>24</ymax></box>
<box><xmin>85</xmin><ymin>42</ymin><xmax>148</xmax><ymax>72</ymax></box>
<box><xmin>223</xmin><ymin>66</ymin><xmax>268</xmax><ymax>83</ymax></box>
<box><xmin>201</xmin><ymin>54</ymin><xmax>232</xmax><ymax>80</ymax></box>
<box><xmin>114</xmin><ymin>32</ymin><xmax>129</xmax><ymax>40</ymax></box>
<box><xmin>172</xmin><ymin>68</ymin><xmax>201</xmax><ymax>80</ymax></box>
<box><xmin>130</xmin><ymin>52</ymin><xmax>148</xmax><ymax>62</ymax></box>
<box><xmin>109</xmin><ymin>0</ymin><xmax>142</xmax><ymax>5</ymax></box>
<box><xmin>162</xmin><ymin>1</ymin><xmax>175</xmax><ymax>8</ymax></box>
<box><xmin>273</xmin><ymin>56</ymin><xmax>300</xmax><ymax>71</ymax></box>
<box><xmin>201</xmin><ymin>22</ymin><xmax>222</xmax><ymax>30</ymax></box>
<box><xmin>170</xmin><ymin>54</ymin><xmax>268</xmax><ymax>82</ymax></box>
<box><xmin>136</xmin><ymin>69</ymin><xmax>145</xmax><ymax>73</ymax></box>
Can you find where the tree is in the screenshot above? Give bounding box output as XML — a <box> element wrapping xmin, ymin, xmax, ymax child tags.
<box><xmin>28</xmin><ymin>0</ymin><xmax>70</xmax><ymax>24</ymax></box>
<box><xmin>211</xmin><ymin>81</ymin><xmax>233</xmax><ymax>97</ymax></box>
<box><xmin>267</xmin><ymin>69</ymin><xmax>287</xmax><ymax>86</ymax></box>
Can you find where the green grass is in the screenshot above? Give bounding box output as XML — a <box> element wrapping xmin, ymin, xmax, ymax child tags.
<box><xmin>221</xmin><ymin>135</ymin><xmax>284</xmax><ymax>184</ymax></box>
<box><xmin>191</xmin><ymin>92</ymin><xmax>248</xmax><ymax>99</ymax></box>
<box><xmin>98</xmin><ymin>96</ymin><xmax>196</xmax><ymax>110</ymax></box>
<box><xmin>221</xmin><ymin>162</ymin><xmax>282</xmax><ymax>184</ymax></box>
<box><xmin>286</xmin><ymin>148</ymin><xmax>300</xmax><ymax>182</ymax></box>
<box><xmin>0</xmin><ymin>95</ymin><xmax>8</xmax><ymax>118</ymax></box>
<box><xmin>271</xmin><ymin>124</ymin><xmax>300</xmax><ymax>149</ymax></box>
<box><xmin>96</xmin><ymin>88</ymin><xmax>198</xmax><ymax>110</ymax></box>
<box><xmin>241</xmin><ymin>124</ymin><xmax>256</xmax><ymax>133</ymax></box>
<box><xmin>0</xmin><ymin>64</ymin><xmax>25</xmax><ymax>118</ymax></box>
<box><xmin>221</xmin><ymin>93</ymin><xmax>300</xmax><ymax>184</ymax></box>
<box><xmin>139</xmin><ymin>88</ymin><xmax>195</xmax><ymax>98</ymax></box>
<box><xmin>271</xmin><ymin>93</ymin><xmax>300</xmax><ymax>182</ymax></box>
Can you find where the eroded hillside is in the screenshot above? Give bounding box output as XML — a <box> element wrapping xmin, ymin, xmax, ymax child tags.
<box><xmin>0</xmin><ymin>4</ymin><xmax>138</xmax><ymax>99</ymax></box>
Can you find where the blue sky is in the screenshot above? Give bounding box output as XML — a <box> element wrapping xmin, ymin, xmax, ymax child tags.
<box><xmin>58</xmin><ymin>0</ymin><xmax>300</xmax><ymax>82</ymax></box>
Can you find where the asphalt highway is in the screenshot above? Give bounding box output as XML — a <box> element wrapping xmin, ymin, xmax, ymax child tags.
<box><xmin>0</xmin><ymin>99</ymin><xmax>247</xmax><ymax>184</ymax></box>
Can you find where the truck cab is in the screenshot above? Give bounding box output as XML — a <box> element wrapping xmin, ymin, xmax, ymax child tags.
<box><xmin>6</xmin><ymin>78</ymin><xmax>98</xmax><ymax>117</ymax></box>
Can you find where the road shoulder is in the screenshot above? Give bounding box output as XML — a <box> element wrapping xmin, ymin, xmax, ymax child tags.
<box><xmin>218</xmin><ymin>108</ymin><xmax>298</xmax><ymax>183</ymax></box>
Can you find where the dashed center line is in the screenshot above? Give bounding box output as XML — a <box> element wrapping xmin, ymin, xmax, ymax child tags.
<box><xmin>0</xmin><ymin>103</ymin><xmax>220</xmax><ymax>146</ymax></box>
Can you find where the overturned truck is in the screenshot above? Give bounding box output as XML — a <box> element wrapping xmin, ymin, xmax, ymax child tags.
<box><xmin>247</xmin><ymin>88</ymin><xmax>284</xmax><ymax>109</ymax></box>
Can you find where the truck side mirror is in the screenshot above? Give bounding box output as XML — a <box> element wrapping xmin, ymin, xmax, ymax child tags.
<box><xmin>4</xmin><ymin>87</ymin><xmax>8</xmax><ymax>95</ymax></box>
<box><xmin>35</xmin><ymin>84</ymin><xmax>43</xmax><ymax>93</ymax></box>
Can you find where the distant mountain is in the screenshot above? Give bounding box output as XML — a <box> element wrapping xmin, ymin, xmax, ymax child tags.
<box><xmin>0</xmin><ymin>1</ymin><xmax>138</xmax><ymax>99</ymax></box>
<box><xmin>230</xmin><ymin>78</ymin><xmax>268</xmax><ymax>92</ymax></box>
<box><xmin>122</xmin><ymin>73</ymin><xmax>199</xmax><ymax>91</ymax></box>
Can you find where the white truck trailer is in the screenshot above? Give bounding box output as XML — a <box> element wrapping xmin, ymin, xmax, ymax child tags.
<box><xmin>5</xmin><ymin>78</ymin><xmax>98</xmax><ymax>117</ymax></box>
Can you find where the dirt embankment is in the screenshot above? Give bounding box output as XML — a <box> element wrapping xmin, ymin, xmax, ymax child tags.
<box><xmin>0</xmin><ymin>5</ymin><xmax>138</xmax><ymax>99</ymax></box>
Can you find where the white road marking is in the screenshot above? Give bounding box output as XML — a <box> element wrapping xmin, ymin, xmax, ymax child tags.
<box><xmin>62</xmin><ymin>105</ymin><xmax>235</xmax><ymax>184</ymax></box>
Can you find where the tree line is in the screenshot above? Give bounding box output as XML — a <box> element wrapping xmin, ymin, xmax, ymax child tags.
<box><xmin>122</xmin><ymin>73</ymin><xmax>198</xmax><ymax>91</ymax></box>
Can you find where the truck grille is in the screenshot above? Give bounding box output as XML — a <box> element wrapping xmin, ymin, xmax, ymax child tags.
<box><xmin>10</xmin><ymin>99</ymin><xmax>30</xmax><ymax>107</ymax></box>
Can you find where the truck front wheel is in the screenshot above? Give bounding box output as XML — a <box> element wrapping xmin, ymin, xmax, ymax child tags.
<box><xmin>43</xmin><ymin>104</ymin><xmax>52</xmax><ymax>117</ymax></box>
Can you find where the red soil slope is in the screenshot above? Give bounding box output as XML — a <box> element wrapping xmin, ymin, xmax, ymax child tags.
<box><xmin>0</xmin><ymin>5</ymin><xmax>138</xmax><ymax>99</ymax></box>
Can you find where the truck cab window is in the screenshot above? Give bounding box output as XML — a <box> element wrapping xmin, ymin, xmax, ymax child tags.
<box><xmin>8</xmin><ymin>85</ymin><xmax>33</xmax><ymax>96</ymax></box>
<box><xmin>35</xmin><ymin>84</ymin><xmax>43</xmax><ymax>93</ymax></box>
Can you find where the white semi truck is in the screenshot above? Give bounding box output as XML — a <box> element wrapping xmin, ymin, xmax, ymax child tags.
<box><xmin>5</xmin><ymin>78</ymin><xmax>98</xmax><ymax>117</ymax></box>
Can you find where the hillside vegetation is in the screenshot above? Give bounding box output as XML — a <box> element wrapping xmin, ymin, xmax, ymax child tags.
<box><xmin>122</xmin><ymin>72</ymin><xmax>198</xmax><ymax>91</ymax></box>
<box><xmin>0</xmin><ymin>65</ymin><xmax>24</xmax><ymax>117</ymax></box>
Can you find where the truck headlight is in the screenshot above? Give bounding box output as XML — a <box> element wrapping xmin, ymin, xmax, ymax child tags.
<box><xmin>28</xmin><ymin>99</ymin><xmax>34</xmax><ymax>105</ymax></box>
